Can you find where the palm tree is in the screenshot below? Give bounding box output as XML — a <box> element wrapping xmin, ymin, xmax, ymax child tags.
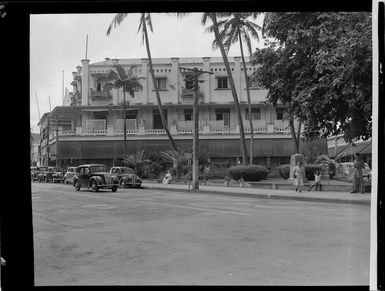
<box><xmin>107</xmin><ymin>13</ymin><xmax>178</xmax><ymax>152</ymax></box>
<box><xmin>209</xmin><ymin>13</ymin><xmax>262</xmax><ymax>165</ymax></box>
<box><xmin>170</xmin><ymin>13</ymin><xmax>248</xmax><ymax>164</ymax></box>
<box><xmin>161</xmin><ymin>149</ymin><xmax>189</xmax><ymax>179</ymax></box>
<box><xmin>104</xmin><ymin>64</ymin><xmax>143</xmax><ymax>161</ymax></box>
<box><xmin>202</xmin><ymin>13</ymin><xmax>248</xmax><ymax>165</ymax></box>
<box><xmin>124</xmin><ymin>149</ymin><xmax>152</xmax><ymax>177</ymax></box>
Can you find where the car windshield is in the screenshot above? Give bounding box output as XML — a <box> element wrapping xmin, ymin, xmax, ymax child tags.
<box><xmin>90</xmin><ymin>166</ymin><xmax>107</xmax><ymax>173</ymax></box>
<box><xmin>121</xmin><ymin>167</ymin><xmax>134</xmax><ymax>174</ymax></box>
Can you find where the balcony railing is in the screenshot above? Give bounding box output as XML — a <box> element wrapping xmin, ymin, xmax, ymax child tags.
<box><xmin>54</xmin><ymin>123</ymin><xmax>291</xmax><ymax>137</ymax></box>
<box><xmin>114</xmin><ymin>129</ymin><xmax>138</xmax><ymax>135</ymax></box>
<box><xmin>83</xmin><ymin>129</ymin><xmax>108</xmax><ymax>136</ymax></box>
<box><xmin>182</xmin><ymin>88</ymin><xmax>194</xmax><ymax>97</ymax></box>
<box><xmin>90</xmin><ymin>89</ymin><xmax>111</xmax><ymax>100</ymax></box>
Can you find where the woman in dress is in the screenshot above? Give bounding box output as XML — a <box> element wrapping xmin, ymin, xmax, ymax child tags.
<box><xmin>293</xmin><ymin>161</ymin><xmax>306</xmax><ymax>193</ymax></box>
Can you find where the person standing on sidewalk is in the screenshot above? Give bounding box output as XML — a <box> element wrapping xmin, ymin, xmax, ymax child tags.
<box><xmin>293</xmin><ymin>161</ymin><xmax>306</xmax><ymax>193</ymax></box>
<box><xmin>351</xmin><ymin>153</ymin><xmax>365</xmax><ymax>194</ymax></box>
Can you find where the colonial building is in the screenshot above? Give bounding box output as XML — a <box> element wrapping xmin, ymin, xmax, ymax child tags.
<box><xmin>38</xmin><ymin>56</ymin><xmax>327</xmax><ymax>173</ymax></box>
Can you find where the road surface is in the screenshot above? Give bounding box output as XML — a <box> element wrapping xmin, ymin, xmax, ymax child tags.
<box><xmin>32</xmin><ymin>182</ymin><xmax>370</xmax><ymax>286</ymax></box>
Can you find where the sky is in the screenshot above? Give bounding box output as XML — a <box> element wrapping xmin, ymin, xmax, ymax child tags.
<box><xmin>30</xmin><ymin>13</ymin><xmax>265</xmax><ymax>133</ymax></box>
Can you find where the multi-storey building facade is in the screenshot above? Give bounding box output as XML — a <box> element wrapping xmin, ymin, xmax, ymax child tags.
<box><xmin>38</xmin><ymin>56</ymin><xmax>327</xmax><ymax>173</ymax></box>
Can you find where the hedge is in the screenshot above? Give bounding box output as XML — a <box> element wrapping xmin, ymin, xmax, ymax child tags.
<box><xmin>227</xmin><ymin>165</ymin><xmax>269</xmax><ymax>181</ymax></box>
<box><xmin>277</xmin><ymin>164</ymin><xmax>290</xmax><ymax>179</ymax></box>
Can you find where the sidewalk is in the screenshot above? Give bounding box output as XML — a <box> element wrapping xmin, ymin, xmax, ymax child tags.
<box><xmin>142</xmin><ymin>181</ymin><xmax>371</xmax><ymax>205</ymax></box>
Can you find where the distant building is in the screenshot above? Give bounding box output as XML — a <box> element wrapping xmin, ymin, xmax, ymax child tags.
<box><xmin>30</xmin><ymin>133</ymin><xmax>40</xmax><ymax>166</ymax></box>
<box><xmin>37</xmin><ymin>56</ymin><xmax>327</xmax><ymax>172</ymax></box>
<box><xmin>327</xmin><ymin>134</ymin><xmax>372</xmax><ymax>167</ymax></box>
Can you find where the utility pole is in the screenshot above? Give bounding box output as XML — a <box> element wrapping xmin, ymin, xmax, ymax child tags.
<box><xmin>47</xmin><ymin>96</ymin><xmax>52</xmax><ymax>166</ymax></box>
<box><xmin>179</xmin><ymin>67</ymin><xmax>213</xmax><ymax>189</ymax></box>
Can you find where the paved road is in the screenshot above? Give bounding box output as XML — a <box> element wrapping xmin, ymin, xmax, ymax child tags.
<box><xmin>32</xmin><ymin>182</ymin><xmax>370</xmax><ymax>286</ymax></box>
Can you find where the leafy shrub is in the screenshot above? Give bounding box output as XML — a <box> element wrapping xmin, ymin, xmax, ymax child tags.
<box><xmin>206</xmin><ymin>168</ymin><xmax>228</xmax><ymax>180</ymax></box>
<box><xmin>227</xmin><ymin>165</ymin><xmax>269</xmax><ymax>181</ymax></box>
<box><xmin>328</xmin><ymin>162</ymin><xmax>336</xmax><ymax>179</ymax></box>
<box><xmin>277</xmin><ymin>164</ymin><xmax>290</xmax><ymax>179</ymax></box>
<box><xmin>305</xmin><ymin>164</ymin><xmax>323</xmax><ymax>180</ymax></box>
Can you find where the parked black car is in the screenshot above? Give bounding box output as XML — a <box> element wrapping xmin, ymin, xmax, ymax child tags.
<box><xmin>73</xmin><ymin>164</ymin><xmax>119</xmax><ymax>192</ymax></box>
<box><xmin>110</xmin><ymin>166</ymin><xmax>142</xmax><ymax>188</ymax></box>
<box><xmin>52</xmin><ymin>169</ymin><xmax>66</xmax><ymax>183</ymax></box>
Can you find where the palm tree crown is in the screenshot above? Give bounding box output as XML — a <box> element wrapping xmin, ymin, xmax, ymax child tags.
<box><xmin>105</xmin><ymin>64</ymin><xmax>143</xmax><ymax>99</ymax></box>
<box><xmin>207</xmin><ymin>13</ymin><xmax>262</xmax><ymax>55</ymax></box>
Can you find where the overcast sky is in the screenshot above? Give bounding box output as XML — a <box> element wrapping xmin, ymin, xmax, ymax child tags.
<box><xmin>30</xmin><ymin>13</ymin><xmax>265</xmax><ymax>133</ymax></box>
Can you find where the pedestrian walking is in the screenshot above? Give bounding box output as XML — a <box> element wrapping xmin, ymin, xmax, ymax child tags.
<box><xmin>350</xmin><ymin>153</ymin><xmax>365</xmax><ymax>194</ymax></box>
<box><xmin>293</xmin><ymin>161</ymin><xmax>306</xmax><ymax>193</ymax></box>
<box><xmin>308</xmin><ymin>170</ymin><xmax>322</xmax><ymax>191</ymax></box>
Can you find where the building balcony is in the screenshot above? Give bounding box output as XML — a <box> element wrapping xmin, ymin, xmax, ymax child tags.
<box><xmin>182</xmin><ymin>88</ymin><xmax>194</xmax><ymax>97</ymax></box>
<box><xmin>54</xmin><ymin>123</ymin><xmax>291</xmax><ymax>138</ymax></box>
<box><xmin>90</xmin><ymin>89</ymin><xmax>111</xmax><ymax>100</ymax></box>
<box><xmin>181</xmin><ymin>89</ymin><xmax>204</xmax><ymax>103</ymax></box>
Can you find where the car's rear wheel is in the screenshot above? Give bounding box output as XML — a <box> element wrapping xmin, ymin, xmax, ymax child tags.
<box><xmin>111</xmin><ymin>186</ymin><xmax>117</xmax><ymax>192</ymax></box>
<box><xmin>74</xmin><ymin>181</ymin><xmax>80</xmax><ymax>191</ymax></box>
<box><xmin>120</xmin><ymin>179</ymin><xmax>126</xmax><ymax>188</ymax></box>
<box><xmin>91</xmin><ymin>181</ymin><xmax>98</xmax><ymax>192</ymax></box>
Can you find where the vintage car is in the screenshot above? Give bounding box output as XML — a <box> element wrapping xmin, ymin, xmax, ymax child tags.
<box><xmin>31</xmin><ymin>166</ymin><xmax>38</xmax><ymax>182</ymax></box>
<box><xmin>73</xmin><ymin>164</ymin><xmax>119</xmax><ymax>192</ymax></box>
<box><xmin>337</xmin><ymin>162</ymin><xmax>371</xmax><ymax>182</ymax></box>
<box><xmin>110</xmin><ymin>166</ymin><xmax>142</xmax><ymax>188</ymax></box>
<box><xmin>36</xmin><ymin>166</ymin><xmax>50</xmax><ymax>182</ymax></box>
<box><xmin>52</xmin><ymin>169</ymin><xmax>66</xmax><ymax>183</ymax></box>
<box><xmin>64</xmin><ymin>167</ymin><xmax>78</xmax><ymax>184</ymax></box>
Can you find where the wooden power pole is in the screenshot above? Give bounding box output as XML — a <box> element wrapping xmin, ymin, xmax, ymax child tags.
<box><xmin>179</xmin><ymin>67</ymin><xmax>213</xmax><ymax>189</ymax></box>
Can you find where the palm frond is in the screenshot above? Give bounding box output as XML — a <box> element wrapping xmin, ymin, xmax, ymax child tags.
<box><xmin>106</xmin><ymin>13</ymin><xmax>128</xmax><ymax>36</ymax></box>
<box><xmin>201</xmin><ymin>12</ymin><xmax>211</xmax><ymax>26</ymax></box>
<box><xmin>114</xmin><ymin>65</ymin><xmax>128</xmax><ymax>81</ymax></box>
<box><xmin>245</xmin><ymin>21</ymin><xmax>261</xmax><ymax>41</ymax></box>
<box><xmin>243</xmin><ymin>29</ymin><xmax>253</xmax><ymax>56</ymax></box>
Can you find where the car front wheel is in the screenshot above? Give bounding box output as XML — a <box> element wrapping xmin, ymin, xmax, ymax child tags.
<box><xmin>74</xmin><ymin>181</ymin><xmax>80</xmax><ymax>191</ymax></box>
<box><xmin>91</xmin><ymin>181</ymin><xmax>98</xmax><ymax>192</ymax></box>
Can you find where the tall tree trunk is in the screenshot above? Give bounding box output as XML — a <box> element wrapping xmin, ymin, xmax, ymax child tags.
<box><xmin>142</xmin><ymin>13</ymin><xmax>178</xmax><ymax>152</ymax></box>
<box><xmin>289</xmin><ymin>116</ymin><xmax>299</xmax><ymax>153</ymax></box>
<box><xmin>239</xmin><ymin>30</ymin><xmax>254</xmax><ymax>165</ymax></box>
<box><xmin>192</xmin><ymin>75</ymin><xmax>199</xmax><ymax>189</ymax></box>
<box><xmin>296</xmin><ymin>121</ymin><xmax>302</xmax><ymax>153</ymax></box>
<box><xmin>123</xmin><ymin>90</ymin><xmax>127</xmax><ymax>164</ymax></box>
<box><xmin>210</xmin><ymin>13</ymin><xmax>247</xmax><ymax>165</ymax></box>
